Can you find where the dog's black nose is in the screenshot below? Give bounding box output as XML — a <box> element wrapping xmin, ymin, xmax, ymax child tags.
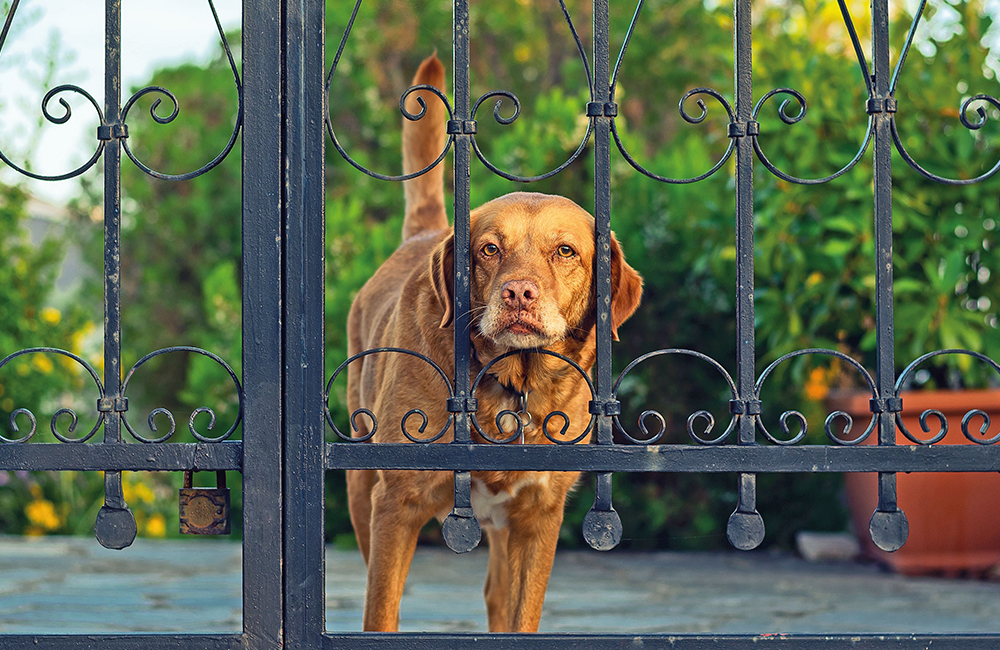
<box><xmin>502</xmin><ymin>280</ymin><xmax>539</xmax><ymax>309</ymax></box>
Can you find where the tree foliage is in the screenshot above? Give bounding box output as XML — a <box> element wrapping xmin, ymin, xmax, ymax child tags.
<box><xmin>33</xmin><ymin>0</ymin><xmax>1000</xmax><ymax>548</ymax></box>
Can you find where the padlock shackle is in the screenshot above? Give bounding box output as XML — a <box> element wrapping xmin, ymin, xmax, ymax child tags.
<box><xmin>183</xmin><ymin>470</ymin><xmax>226</xmax><ymax>490</ymax></box>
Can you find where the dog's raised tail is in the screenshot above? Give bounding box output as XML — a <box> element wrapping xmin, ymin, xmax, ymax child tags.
<box><xmin>402</xmin><ymin>53</ymin><xmax>448</xmax><ymax>241</ymax></box>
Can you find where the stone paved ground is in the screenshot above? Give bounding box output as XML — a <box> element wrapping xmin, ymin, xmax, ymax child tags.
<box><xmin>2</xmin><ymin>536</ymin><xmax>1000</xmax><ymax>635</ymax></box>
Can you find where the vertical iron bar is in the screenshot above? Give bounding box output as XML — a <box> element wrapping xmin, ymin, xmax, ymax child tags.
<box><xmin>242</xmin><ymin>0</ymin><xmax>284</xmax><ymax>645</ymax></box>
<box><xmin>869</xmin><ymin>0</ymin><xmax>908</xmax><ymax>552</ymax></box>
<box><xmin>452</xmin><ymin>0</ymin><xmax>472</xmax><ymax>446</ymax></box>
<box><xmin>581</xmin><ymin>0</ymin><xmax>622</xmax><ymax>553</ymax></box>
<box><xmin>732</xmin><ymin>0</ymin><xmax>754</xmax><ymax>439</ymax></box>
<box><xmin>102</xmin><ymin>0</ymin><xmax>122</xmax><ymax>445</ymax></box>
<box><xmin>593</xmin><ymin>0</ymin><xmax>613</xmax><ymax>445</ymax></box>
<box><xmin>92</xmin><ymin>0</ymin><xmax>135</xmax><ymax>551</ymax></box>
<box><xmin>440</xmin><ymin>0</ymin><xmax>482</xmax><ymax>555</ymax></box>
<box><xmin>726</xmin><ymin>0</ymin><xmax>765</xmax><ymax>551</ymax></box>
<box><xmin>283</xmin><ymin>0</ymin><xmax>327</xmax><ymax>642</ymax></box>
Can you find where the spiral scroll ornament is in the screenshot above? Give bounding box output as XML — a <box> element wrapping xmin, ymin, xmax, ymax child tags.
<box><xmin>325</xmin><ymin>348</ymin><xmax>454</xmax><ymax>443</ymax></box>
<box><xmin>750</xmin><ymin>0</ymin><xmax>875</xmax><ymax>185</ymax></box>
<box><xmin>469</xmin><ymin>348</ymin><xmax>596</xmax><ymax>445</ymax></box>
<box><xmin>120</xmin><ymin>347</ymin><xmax>243</xmax><ymax>443</ymax></box>
<box><xmin>755</xmin><ymin>349</ymin><xmax>879</xmax><ymax>446</ymax></box>
<box><xmin>886</xmin><ymin>0</ymin><xmax>1000</xmax><ymax>185</ymax></box>
<box><xmin>468</xmin><ymin>0</ymin><xmax>595</xmax><ymax>183</ymax></box>
<box><xmin>0</xmin><ymin>83</ymin><xmax>106</xmax><ymax>182</ymax></box>
<box><xmin>120</xmin><ymin>1</ymin><xmax>242</xmax><ymax>181</ymax></box>
<box><xmin>0</xmin><ymin>0</ymin><xmax>241</xmax><ymax>183</ymax></box>
<box><xmin>613</xmin><ymin>349</ymin><xmax>738</xmax><ymax>445</ymax></box>
<box><xmin>0</xmin><ymin>348</ymin><xmax>105</xmax><ymax>443</ymax></box>
<box><xmin>325</xmin><ymin>0</ymin><xmax>454</xmax><ymax>182</ymax></box>
<box><xmin>894</xmin><ymin>350</ymin><xmax>1000</xmax><ymax>445</ymax></box>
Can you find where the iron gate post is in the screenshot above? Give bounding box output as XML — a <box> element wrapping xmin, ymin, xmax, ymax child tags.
<box><xmin>242</xmin><ymin>0</ymin><xmax>285</xmax><ymax>646</ymax></box>
<box><xmin>282</xmin><ymin>0</ymin><xmax>329</xmax><ymax>646</ymax></box>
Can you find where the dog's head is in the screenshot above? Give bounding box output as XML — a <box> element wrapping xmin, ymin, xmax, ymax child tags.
<box><xmin>429</xmin><ymin>192</ymin><xmax>642</xmax><ymax>350</ymax></box>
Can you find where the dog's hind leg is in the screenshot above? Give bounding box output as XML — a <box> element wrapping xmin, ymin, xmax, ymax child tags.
<box><xmin>484</xmin><ymin>527</ymin><xmax>511</xmax><ymax>632</ymax></box>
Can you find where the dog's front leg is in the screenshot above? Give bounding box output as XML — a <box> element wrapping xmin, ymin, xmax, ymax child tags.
<box><xmin>484</xmin><ymin>527</ymin><xmax>511</xmax><ymax>632</ymax></box>
<box><xmin>504</xmin><ymin>501</ymin><xmax>565</xmax><ymax>632</ymax></box>
<box><xmin>362</xmin><ymin>475</ymin><xmax>430</xmax><ymax>631</ymax></box>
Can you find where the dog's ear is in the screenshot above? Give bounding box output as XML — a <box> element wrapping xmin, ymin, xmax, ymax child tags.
<box><xmin>430</xmin><ymin>234</ymin><xmax>455</xmax><ymax>328</ymax></box>
<box><xmin>610</xmin><ymin>233</ymin><xmax>643</xmax><ymax>341</ymax></box>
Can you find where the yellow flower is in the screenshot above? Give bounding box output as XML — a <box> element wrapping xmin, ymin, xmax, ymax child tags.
<box><xmin>805</xmin><ymin>271</ymin><xmax>823</xmax><ymax>288</ymax></box>
<box><xmin>40</xmin><ymin>307</ymin><xmax>61</xmax><ymax>325</ymax></box>
<box><xmin>145</xmin><ymin>514</ymin><xmax>167</xmax><ymax>538</ymax></box>
<box><xmin>70</xmin><ymin>322</ymin><xmax>96</xmax><ymax>355</ymax></box>
<box><xmin>32</xmin><ymin>355</ymin><xmax>54</xmax><ymax>374</ymax></box>
<box><xmin>514</xmin><ymin>45</ymin><xmax>532</xmax><ymax>63</ymax></box>
<box><xmin>132</xmin><ymin>481</ymin><xmax>155</xmax><ymax>505</ymax></box>
<box><xmin>25</xmin><ymin>499</ymin><xmax>61</xmax><ymax>531</ymax></box>
<box><xmin>804</xmin><ymin>367</ymin><xmax>830</xmax><ymax>402</ymax></box>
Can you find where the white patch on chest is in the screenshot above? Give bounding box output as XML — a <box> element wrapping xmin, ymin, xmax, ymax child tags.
<box><xmin>470</xmin><ymin>475</ymin><xmax>549</xmax><ymax>529</ymax></box>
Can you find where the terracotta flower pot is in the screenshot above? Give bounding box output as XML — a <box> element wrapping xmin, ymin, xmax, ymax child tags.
<box><xmin>831</xmin><ymin>388</ymin><xmax>1000</xmax><ymax>576</ymax></box>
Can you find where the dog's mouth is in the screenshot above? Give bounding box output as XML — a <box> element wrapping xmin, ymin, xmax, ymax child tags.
<box><xmin>478</xmin><ymin>292</ymin><xmax>568</xmax><ymax>349</ymax></box>
<box><xmin>484</xmin><ymin>311</ymin><xmax>556</xmax><ymax>349</ymax></box>
<box><xmin>504</xmin><ymin>315</ymin><xmax>542</xmax><ymax>336</ymax></box>
<box><xmin>497</xmin><ymin>310</ymin><xmax>545</xmax><ymax>335</ymax></box>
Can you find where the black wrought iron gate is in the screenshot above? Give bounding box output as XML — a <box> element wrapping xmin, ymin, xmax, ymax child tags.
<box><xmin>2</xmin><ymin>0</ymin><xmax>1000</xmax><ymax>647</ymax></box>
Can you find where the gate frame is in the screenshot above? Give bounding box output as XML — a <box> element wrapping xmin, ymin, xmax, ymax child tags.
<box><xmin>302</xmin><ymin>0</ymin><xmax>1000</xmax><ymax>647</ymax></box>
<box><xmin>0</xmin><ymin>0</ymin><xmax>283</xmax><ymax>648</ymax></box>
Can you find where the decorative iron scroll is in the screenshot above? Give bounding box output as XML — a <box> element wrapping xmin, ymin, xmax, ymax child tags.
<box><xmin>755</xmin><ymin>349</ymin><xmax>879</xmax><ymax>446</ymax></box>
<box><xmin>121</xmin><ymin>347</ymin><xmax>243</xmax><ymax>443</ymax></box>
<box><xmin>323</xmin><ymin>0</ymin><xmax>1000</xmax><ymax>560</ymax></box>
<box><xmin>0</xmin><ymin>346</ymin><xmax>243</xmax><ymax>444</ymax></box>
<box><xmin>888</xmin><ymin>0</ymin><xmax>1000</xmax><ymax>185</ymax></box>
<box><xmin>0</xmin><ymin>348</ymin><xmax>104</xmax><ymax>443</ymax></box>
<box><xmin>612</xmin><ymin>349</ymin><xmax>739</xmax><ymax>445</ymax></box>
<box><xmin>0</xmin><ymin>0</ymin><xmax>243</xmax><ymax>551</ymax></box>
<box><xmin>326</xmin><ymin>0</ymin><xmax>594</xmax><ymax>183</ymax></box>
<box><xmin>0</xmin><ymin>0</ymin><xmax>241</xmax><ymax>182</ymax></box>
<box><xmin>894</xmin><ymin>350</ymin><xmax>1000</xmax><ymax>445</ymax></box>
<box><xmin>469</xmin><ymin>349</ymin><xmax>598</xmax><ymax>445</ymax></box>
<box><xmin>325</xmin><ymin>347</ymin><xmax>455</xmax><ymax>443</ymax></box>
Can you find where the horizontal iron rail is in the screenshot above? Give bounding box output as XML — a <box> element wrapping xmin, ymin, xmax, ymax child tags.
<box><xmin>0</xmin><ymin>442</ymin><xmax>241</xmax><ymax>471</ymax></box>
<box><xmin>322</xmin><ymin>633</ymin><xmax>1000</xmax><ymax>649</ymax></box>
<box><xmin>0</xmin><ymin>635</ymin><xmax>242</xmax><ymax>650</ymax></box>
<box><xmin>325</xmin><ymin>442</ymin><xmax>1000</xmax><ymax>473</ymax></box>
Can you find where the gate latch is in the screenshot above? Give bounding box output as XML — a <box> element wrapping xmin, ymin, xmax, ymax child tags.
<box><xmin>179</xmin><ymin>470</ymin><xmax>231</xmax><ymax>535</ymax></box>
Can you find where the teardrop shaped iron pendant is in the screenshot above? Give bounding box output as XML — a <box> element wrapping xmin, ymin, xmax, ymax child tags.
<box><xmin>442</xmin><ymin>507</ymin><xmax>482</xmax><ymax>553</ymax></box>
<box><xmin>94</xmin><ymin>504</ymin><xmax>137</xmax><ymax>550</ymax></box>
<box><xmin>582</xmin><ymin>507</ymin><xmax>623</xmax><ymax>551</ymax></box>
<box><xmin>726</xmin><ymin>510</ymin><xmax>765</xmax><ymax>551</ymax></box>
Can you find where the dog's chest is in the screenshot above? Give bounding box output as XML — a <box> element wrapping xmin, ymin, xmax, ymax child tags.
<box><xmin>467</xmin><ymin>475</ymin><xmax>547</xmax><ymax>529</ymax></box>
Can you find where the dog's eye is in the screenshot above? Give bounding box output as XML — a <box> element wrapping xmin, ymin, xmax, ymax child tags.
<box><xmin>557</xmin><ymin>245</ymin><xmax>575</xmax><ymax>258</ymax></box>
<box><xmin>482</xmin><ymin>243</ymin><xmax>500</xmax><ymax>257</ymax></box>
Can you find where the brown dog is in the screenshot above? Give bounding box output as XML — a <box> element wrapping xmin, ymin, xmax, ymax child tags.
<box><xmin>345</xmin><ymin>54</ymin><xmax>642</xmax><ymax>633</ymax></box>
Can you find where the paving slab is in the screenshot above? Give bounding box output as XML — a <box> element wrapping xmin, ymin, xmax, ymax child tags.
<box><xmin>1</xmin><ymin>535</ymin><xmax>999</xmax><ymax>635</ymax></box>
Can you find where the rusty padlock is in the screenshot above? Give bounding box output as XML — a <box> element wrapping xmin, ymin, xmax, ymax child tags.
<box><xmin>179</xmin><ymin>470</ymin><xmax>231</xmax><ymax>535</ymax></box>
